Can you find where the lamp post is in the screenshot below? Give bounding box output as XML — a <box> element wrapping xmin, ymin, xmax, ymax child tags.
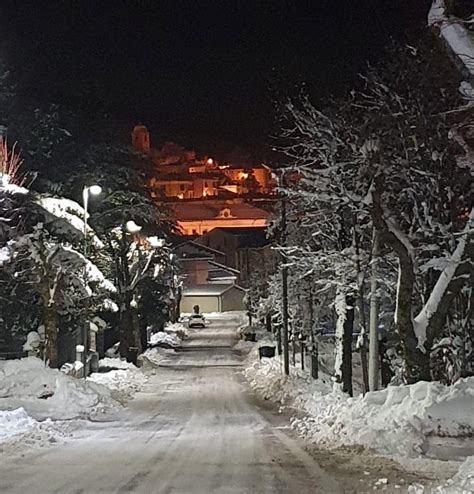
<box><xmin>80</xmin><ymin>184</ymin><xmax>101</xmax><ymax>377</ymax></box>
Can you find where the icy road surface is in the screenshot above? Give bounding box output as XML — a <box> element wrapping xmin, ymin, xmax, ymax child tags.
<box><xmin>0</xmin><ymin>316</ymin><xmax>415</xmax><ymax>493</ymax></box>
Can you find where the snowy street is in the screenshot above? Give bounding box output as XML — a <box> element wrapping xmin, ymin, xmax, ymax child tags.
<box><xmin>0</xmin><ymin>316</ymin><xmax>345</xmax><ymax>493</ymax></box>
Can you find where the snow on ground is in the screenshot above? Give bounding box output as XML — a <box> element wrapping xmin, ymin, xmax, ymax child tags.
<box><xmin>409</xmin><ymin>456</ymin><xmax>474</xmax><ymax>493</ymax></box>
<box><xmin>0</xmin><ymin>408</ymin><xmax>66</xmax><ymax>456</ymax></box>
<box><xmin>245</xmin><ymin>354</ymin><xmax>474</xmax><ymax>457</ymax></box>
<box><xmin>0</xmin><ymin>356</ymin><xmax>151</xmax><ymax>456</ymax></box>
<box><xmin>139</xmin><ymin>347</ymin><xmax>176</xmax><ymax>368</ymax></box>
<box><xmin>97</xmin><ymin>357</ymin><xmax>137</xmax><ymax>371</ymax></box>
<box><xmin>0</xmin><ymin>357</ymin><xmax>117</xmax><ymax>421</ymax></box>
<box><xmin>243</xmin><ymin>337</ymin><xmax>474</xmax><ymax>492</ymax></box>
<box><xmin>164</xmin><ymin>321</ymin><xmax>188</xmax><ymax>340</ymax></box>
<box><xmin>88</xmin><ymin>367</ymin><xmax>148</xmax><ymax>404</ymax></box>
<box><xmin>149</xmin><ymin>331</ymin><xmax>181</xmax><ymax>348</ymax></box>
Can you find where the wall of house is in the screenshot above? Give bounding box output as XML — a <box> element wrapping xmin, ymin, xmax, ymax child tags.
<box><xmin>180</xmin><ymin>259</ymin><xmax>210</xmax><ymax>286</ymax></box>
<box><xmin>155</xmin><ymin>181</ymin><xmax>193</xmax><ymax>198</ymax></box>
<box><xmin>180</xmin><ymin>218</ymin><xmax>266</xmax><ymax>237</ymax></box>
<box><xmin>221</xmin><ymin>288</ymin><xmax>245</xmax><ymax>311</ymax></box>
<box><xmin>181</xmin><ymin>295</ymin><xmax>219</xmax><ymax>313</ymax></box>
<box><xmin>195</xmin><ymin>229</ymin><xmax>239</xmax><ymax>267</ymax></box>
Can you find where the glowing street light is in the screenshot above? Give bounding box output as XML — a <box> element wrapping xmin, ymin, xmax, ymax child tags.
<box><xmin>126</xmin><ymin>220</ymin><xmax>142</xmax><ymax>233</ymax></box>
<box><xmin>81</xmin><ymin>184</ymin><xmax>102</xmax><ymax>378</ymax></box>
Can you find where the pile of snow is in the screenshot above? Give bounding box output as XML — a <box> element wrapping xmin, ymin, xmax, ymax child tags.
<box><xmin>244</xmin><ymin>355</ymin><xmax>332</xmax><ymax>403</ymax></box>
<box><xmin>410</xmin><ymin>456</ymin><xmax>474</xmax><ymax>493</ymax></box>
<box><xmin>139</xmin><ymin>347</ymin><xmax>175</xmax><ymax>368</ymax></box>
<box><xmin>98</xmin><ymin>357</ymin><xmax>137</xmax><ymax>371</ymax></box>
<box><xmin>0</xmin><ymin>357</ymin><xmax>117</xmax><ymax>420</ymax></box>
<box><xmin>149</xmin><ymin>331</ymin><xmax>181</xmax><ymax>348</ymax></box>
<box><xmin>88</xmin><ymin>364</ymin><xmax>148</xmax><ymax>404</ymax></box>
<box><xmin>0</xmin><ymin>407</ymin><xmax>64</xmax><ymax>456</ymax></box>
<box><xmin>245</xmin><ymin>355</ymin><xmax>474</xmax><ymax>458</ymax></box>
<box><xmin>0</xmin><ymin>408</ymin><xmax>38</xmax><ymax>440</ymax></box>
<box><xmin>201</xmin><ymin>310</ymin><xmax>247</xmax><ymax>325</ymax></box>
<box><xmin>164</xmin><ymin>322</ymin><xmax>188</xmax><ymax>340</ymax></box>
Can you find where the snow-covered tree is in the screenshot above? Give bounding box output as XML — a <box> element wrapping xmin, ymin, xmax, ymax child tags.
<box><xmin>270</xmin><ymin>40</ymin><xmax>472</xmax><ymax>386</ymax></box>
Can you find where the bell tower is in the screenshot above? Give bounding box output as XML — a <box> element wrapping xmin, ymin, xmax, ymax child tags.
<box><xmin>131</xmin><ymin>124</ymin><xmax>150</xmax><ymax>154</ymax></box>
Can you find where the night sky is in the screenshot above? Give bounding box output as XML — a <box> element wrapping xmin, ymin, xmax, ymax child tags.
<box><xmin>1</xmin><ymin>1</ymin><xmax>430</xmax><ymax>159</ymax></box>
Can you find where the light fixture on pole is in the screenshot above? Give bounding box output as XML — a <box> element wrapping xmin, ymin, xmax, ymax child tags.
<box><xmin>125</xmin><ymin>220</ymin><xmax>142</xmax><ymax>233</ymax></box>
<box><xmin>81</xmin><ymin>184</ymin><xmax>101</xmax><ymax>378</ymax></box>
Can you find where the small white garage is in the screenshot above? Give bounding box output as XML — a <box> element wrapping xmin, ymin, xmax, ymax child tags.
<box><xmin>181</xmin><ymin>284</ymin><xmax>246</xmax><ymax>313</ymax></box>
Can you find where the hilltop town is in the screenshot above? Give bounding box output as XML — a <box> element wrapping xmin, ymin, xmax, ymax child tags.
<box><xmin>131</xmin><ymin>124</ymin><xmax>275</xmax><ymax>235</ymax></box>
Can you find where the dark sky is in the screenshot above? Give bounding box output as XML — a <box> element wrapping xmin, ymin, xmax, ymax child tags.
<box><xmin>1</xmin><ymin>1</ymin><xmax>430</xmax><ymax>159</ymax></box>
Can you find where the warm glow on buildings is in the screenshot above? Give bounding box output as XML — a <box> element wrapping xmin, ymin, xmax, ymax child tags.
<box><xmin>131</xmin><ymin>125</ymin><xmax>275</xmax><ymax>235</ymax></box>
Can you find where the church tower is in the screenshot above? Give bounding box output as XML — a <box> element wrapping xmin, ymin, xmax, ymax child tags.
<box><xmin>131</xmin><ymin>124</ymin><xmax>150</xmax><ymax>154</ymax></box>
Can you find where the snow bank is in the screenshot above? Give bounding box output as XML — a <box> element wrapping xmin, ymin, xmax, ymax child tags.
<box><xmin>139</xmin><ymin>347</ymin><xmax>175</xmax><ymax>368</ymax></box>
<box><xmin>164</xmin><ymin>322</ymin><xmax>188</xmax><ymax>340</ymax></box>
<box><xmin>98</xmin><ymin>357</ymin><xmax>137</xmax><ymax>371</ymax></box>
<box><xmin>245</xmin><ymin>355</ymin><xmax>474</xmax><ymax>457</ymax></box>
<box><xmin>149</xmin><ymin>331</ymin><xmax>181</xmax><ymax>348</ymax></box>
<box><xmin>88</xmin><ymin>366</ymin><xmax>148</xmax><ymax>404</ymax></box>
<box><xmin>0</xmin><ymin>408</ymin><xmax>37</xmax><ymax>440</ymax></box>
<box><xmin>0</xmin><ymin>357</ymin><xmax>117</xmax><ymax>420</ymax></box>
<box><xmin>245</xmin><ymin>355</ymin><xmax>332</xmax><ymax>402</ymax></box>
<box><xmin>0</xmin><ymin>407</ymin><xmax>64</xmax><ymax>456</ymax></box>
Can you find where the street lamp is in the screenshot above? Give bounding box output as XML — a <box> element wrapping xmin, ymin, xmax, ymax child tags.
<box><xmin>82</xmin><ymin>185</ymin><xmax>102</xmax><ymax>256</ymax></box>
<box><xmin>125</xmin><ymin>220</ymin><xmax>142</xmax><ymax>233</ymax></box>
<box><xmin>81</xmin><ymin>184</ymin><xmax>101</xmax><ymax>378</ymax></box>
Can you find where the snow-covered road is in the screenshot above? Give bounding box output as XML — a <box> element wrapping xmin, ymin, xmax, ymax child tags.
<box><xmin>0</xmin><ymin>317</ymin><xmax>343</xmax><ymax>493</ymax></box>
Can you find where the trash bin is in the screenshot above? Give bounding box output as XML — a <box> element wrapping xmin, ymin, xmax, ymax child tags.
<box><xmin>90</xmin><ymin>351</ymin><xmax>99</xmax><ymax>373</ymax></box>
<box><xmin>258</xmin><ymin>346</ymin><xmax>276</xmax><ymax>359</ymax></box>
<box><xmin>127</xmin><ymin>347</ymin><xmax>139</xmax><ymax>365</ymax></box>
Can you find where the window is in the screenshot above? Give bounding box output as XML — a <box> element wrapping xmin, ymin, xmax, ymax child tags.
<box><xmin>180</xmin><ymin>184</ymin><xmax>185</xmax><ymax>191</ymax></box>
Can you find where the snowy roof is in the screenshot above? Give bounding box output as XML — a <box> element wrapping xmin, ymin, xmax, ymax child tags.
<box><xmin>183</xmin><ymin>284</ymin><xmax>245</xmax><ymax>296</ymax></box>
<box><xmin>208</xmin><ymin>260</ymin><xmax>240</xmax><ymax>274</ymax></box>
<box><xmin>173</xmin><ymin>241</ymin><xmax>223</xmax><ymax>260</ymax></box>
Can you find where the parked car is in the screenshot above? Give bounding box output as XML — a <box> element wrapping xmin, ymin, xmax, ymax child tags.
<box><xmin>188</xmin><ymin>314</ymin><xmax>206</xmax><ymax>328</ymax></box>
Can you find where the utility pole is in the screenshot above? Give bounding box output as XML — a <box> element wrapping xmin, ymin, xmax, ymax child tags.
<box><xmin>369</xmin><ymin>230</ymin><xmax>380</xmax><ymax>391</ymax></box>
<box><xmin>280</xmin><ymin>172</ymin><xmax>290</xmax><ymax>376</ymax></box>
